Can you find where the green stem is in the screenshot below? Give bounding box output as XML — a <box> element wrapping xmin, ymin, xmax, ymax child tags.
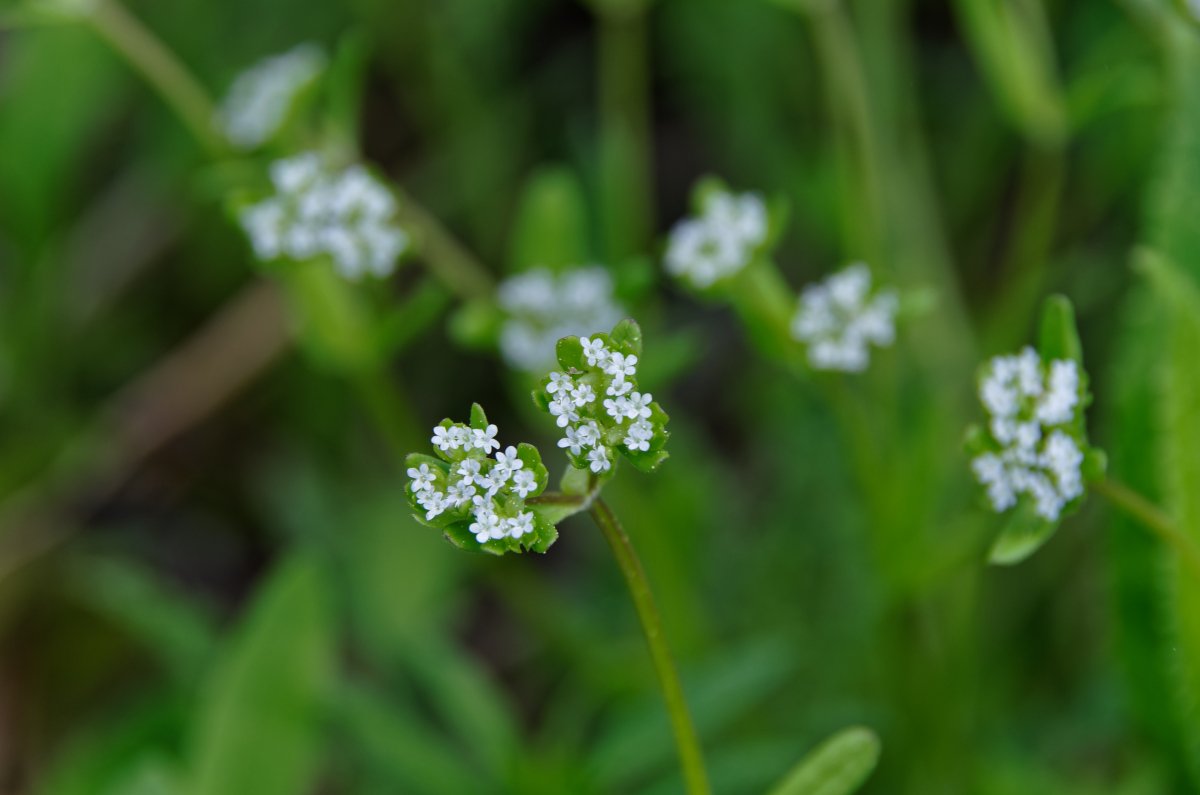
<box><xmin>391</xmin><ymin>184</ymin><xmax>495</xmax><ymax>300</ymax></box>
<box><xmin>596</xmin><ymin>0</ymin><xmax>653</xmax><ymax>261</ymax></box>
<box><xmin>87</xmin><ymin>0</ymin><xmax>225</xmax><ymax>156</ymax></box>
<box><xmin>1094</xmin><ymin>478</ymin><xmax>1200</xmax><ymax>580</ymax></box>
<box><xmin>589</xmin><ymin>498</ymin><xmax>710</xmax><ymax>795</ymax></box>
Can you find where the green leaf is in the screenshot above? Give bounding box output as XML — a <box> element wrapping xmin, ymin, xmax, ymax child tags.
<box><xmin>988</xmin><ymin>500</ymin><xmax>1058</xmax><ymax>565</ymax></box>
<box><xmin>560</xmin><ymin>464</ymin><xmax>593</xmax><ymax>496</ymax></box>
<box><xmin>189</xmin><ymin>553</ymin><xmax>335</xmax><ymax>795</ymax></box>
<box><xmin>1037</xmin><ymin>294</ymin><xmax>1082</xmax><ymax>363</ymax></box>
<box><xmin>527</xmin><ymin>495</ymin><xmax>589</xmax><ymax>527</ymax></box>
<box><xmin>766</xmin><ymin>726</ymin><xmax>881</xmax><ymax>795</ymax></box>
<box><xmin>609</xmin><ymin>318</ymin><xmax>643</xmax><ymax>358</ymax></box>
<box><xmin>508</xmin><ymin>165</ymin><xmax>590</xmax><ymax>273</ymax></box>
<box><xmin>555</xmin><ymin>335</ymin><xmax>585</xmax><ymax>371</ymax></box>
<box><xmin>469</xmin><ymin>402</ymin><xmax>489</xmax><ymax>430</ymax></box>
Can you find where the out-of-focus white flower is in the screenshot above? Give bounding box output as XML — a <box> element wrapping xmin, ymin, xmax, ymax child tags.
<box><xmin>790</xmin><ymin>263</ymin><xmax>898</xmax><ymax>373</ymax></box>
<box><xmin>239</xmin><ymin>152</ymin><xmax>409</xmax><ymax>280</ymax></box>
<box><xmin>497</xmin><ymin>268</ymin><xmax>625</xmax><ymax>372</ymax></box>
<box><xmin>665</xmin><ymin>189</ymin><xmax>767</xmax><ymax>289</ymax></box>
<box><xmin>217</xmin><ymin>44</ymin><xmax>325</xmax><ymax>150</ymax></box>
<box><xmin>971</xmin><ymin>348</ymin><xmax>1085</xmax><ymax>521</ymax></box>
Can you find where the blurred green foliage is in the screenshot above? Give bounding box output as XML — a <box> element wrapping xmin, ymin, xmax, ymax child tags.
<box><xmin>2</xmin><ymin>0</ymin><xmax>1200</xmax><ymax>793</ymax></box>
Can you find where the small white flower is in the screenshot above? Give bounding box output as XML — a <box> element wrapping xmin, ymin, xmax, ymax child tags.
<box><xmin>581</xmin><ymin>337</ymin><xmax>611</xmax><ymax>367</ymax></box>
<box><xmin>624</xmin><ymin>419</ymin><xmax>654</xmax><ymax>452</ymax></box>
<box><xmin>549</xmin><ymin>393</ymin><xmax>580</xmax><ymax>428</ymax></box>
<box><xmin>624</xmin><ymin>392</ymin><xmax>653</xmax><ymax>421</ymax></box>
<box><xmin>445</xmin><ymin>480</ymin><xmax>476</xmax><ymax>508</ymax></box>
<box><xmin>417</xmin><ymin>489</ymin><xmax>448</xmax><ymax>521</ymax></box>
<box><xmin>478</xmin><ymin>468</ymin><xmax>509</xmax><ymax>498</ymax></box>
<box><xmin>606</xmin><ymin>378</ymin><xmax>633</xmax><ymax>397</ymax></box>
<box><xmin>547</xmin><ymin>371</ymin><xmax>573</xmax><ymax>395</ymax></box>
<box><xmin>470</xmin><ymin>507</ymin><xmax>504</xmax><ymax>543</ymax></box>
<box><xmin>217</xmin><ymin>44</ymin><xmax>326</xmax><ymax>150</ymax></box>
<box><xmin>604</xmin><ymin>352</ymin><xmax>638</xmax><ymax>382</ymax></box>
<box><xmin>576</xmin><ymin>421</ymin><xmax>602</xmax><ymax>448</ymax></box>
<box><xmin>1036</xmin><ymin>360</ymin><xmax>1080</xmax><ymax>426</ymax></box>
<box><xmin>455</xmin><ymin>458</ymin><xmax>482</xmax><ymax>486</ymax></box>
<box><xmin>431</xmin><ymin>426</ymin><xmax>459</xmax><ymax>451</ymax></box>
<box><xmin>558</xmin><ymin>426</ymin><xmax>587</xmax><ymax>456</ymax></box>
<box><xmin>791</xmin><ymin>263</ymin><xmax>898</xmax><ymax>373</ymax></box>
<box><xmin>493</xmin><ymin>446</ymin><xmax>524</xmax><ymax>479</ymax></box>
<box><xmin>588</xmin><ymin>446</ymin><xmax>612</xmax><ymax>474</ymax></box>
<box><xmin>511</xmin><ymin>469</ymin><xmax>538</xmax><ymax>498</ymax></box>
<box><xmin>604</xmin><ymin>396</ymin><xmax>631</xmax><ymax>422</ymax></box>
<box><xmin>472</xmin><ymin>424</ymin><xmax>501</xmax><ymax>453</ymax></box>
<box><xmin>570</xmin><ymin>383</ymin><xmax>596</xmax><ymax>408</ymax></box>
<box><xmin>407</xmin><ymin>463</ymin><xmax>436</xmax><ymax>492</ymax></box>
<box><xmin>504</xmin><ymin>512</ymin><xmax>535</xmax><ymax>539</ymax></box>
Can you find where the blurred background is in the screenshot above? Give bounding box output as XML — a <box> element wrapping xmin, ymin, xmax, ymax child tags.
<box><xmin>1</xmin><ymin>0</ymin><xmax>1199</xmax><ymax>793</ymax></box>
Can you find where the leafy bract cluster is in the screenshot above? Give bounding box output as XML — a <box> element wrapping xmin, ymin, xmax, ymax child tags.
<box><xmin>665</xmin><ymin>182</ymin><xmax>770</xmax><ymax>290</ymax></box>
<box><xmin>790</xmin><ymin>263</ymin><xmax>898</xmax><ymax>373</ymax></box>
<box><xmin>534</xmin><ymin>320</ymin><xmax>669</xmax><ymax>478</ymax></box>
<box><xmin>405</xmin><ymin>405</ymin><xmax>556</xmax><ymax>555</ymax></box>
<box><xmin>238</xmin><ymin>152</ymin><xmax>410</xmax><ymax>280</ymax></box>
<box><xmin>496</xmin><ymin>266</ymin><xmax>625</xmax><ymax>372</ymax></box>
<box><xmin>966</xmin><ymin>297</ymin><xmax>1106</xmax><ymax>563</ymax></box>
<box><xmin>216</xmin><ymin>44</ymin><xmax>325</xmax><ymax>150</ymax></box>
<box><xmin>970</xmin><ymin>348</ymin><xmax>1088</xmax><ymax>521</ymax></box>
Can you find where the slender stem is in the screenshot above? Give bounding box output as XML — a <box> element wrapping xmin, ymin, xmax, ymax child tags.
<box><xmin>391</xmin><ymin>184</ymin><xmax>495</xmax><ymax>300</ymax></box>
<box><xmin>1094</xmin><ymin>478</ymin><xmax>1200</xmax><ymax>580</ymax></box>
<box><xmin>87</xmin><ymin>0</ymin><xmax>225</xmax><ymax>156</ymax></box>
<box><xmin>589</xmin><ymin>498</ymin><xmax>710</xmax><ymax>795</ymax></box>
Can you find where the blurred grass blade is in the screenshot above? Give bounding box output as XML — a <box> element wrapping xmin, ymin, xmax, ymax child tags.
<box><xmin>508</xmin><ymin>166</ymin><xmax>591</xmax><ymax>273</ymax></box>
<box><xmin>334</xmin><ymin>681</ymin><xmax>480</xmax><ymax>795</ymax></box>
<box><xmin>188</xmin><ymin>553</ymin><xmax>335</xmax><ymax>795</ymax></box>
<box><xmin>1037</xmin><ymin>294</ymin><xmax>1082</xmax><ymax>363</ymax></box>
<box><xmin>1140</xmin><ymin>249</ymin><xmax>1200</xmax><ymax>783</ymax></box>
<box><xmin>951</xmin><ymin>0</ymin><xmax>1066</xmax><ymax>147</ymax></box>
<box><xmin>765</xmin><ymin>726</ymin><xmax>880</xmax><ymax>795</ymax></box>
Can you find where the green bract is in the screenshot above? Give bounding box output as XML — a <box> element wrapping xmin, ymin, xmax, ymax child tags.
<box><xmin>404</xmin><ymin>404</ymin><xmax>557</xmax><ymax>555</ymax></box>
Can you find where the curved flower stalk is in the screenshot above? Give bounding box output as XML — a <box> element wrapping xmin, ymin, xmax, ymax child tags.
<box><xmin>791</xmin><ymin>263</ymin><xmax>899</xmax><ymax>373</ymax></box>
<box><xmin>238</xmin><ymin>152</ymin><xmax>411</xmax><ymax>281</ymax></box>
<box><xmin>405</xmin><ymin>404</ymin><xmax>556</xmax><ymax>555</ymax></box>
<box><xmin>496</xmin><ymin>266</ymin><xmax>626</xmax><ymax>372</ymax></box>
<box><xmin>216</xmin><ymin>43</ymin><xmax>326</xmax><ymax>150</ymax></box>
<box><xmin>401</xmin><ymin>320</ymin><xmax>708</xmax><ymax>795</ymax></box>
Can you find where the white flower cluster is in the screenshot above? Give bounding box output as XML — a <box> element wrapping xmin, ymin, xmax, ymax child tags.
<box><xmin>665</xmin><ymin>189</ymin><xmax>768</xmax><ymax>289</ymax></box>
<box><xmin>497</xmin><ymin>267</ymin><xmax>625</xmax><ymax>371</ymax></box>
<box><xmin>790</xmin><ymin>263</ymin><xmax>898</xmax><ymax>373</ymax></box>
<box><xmin>217</xmin><ymin>44</ymin><xmax>325</xmax><ymax>150</ymax></box>
<box><xmin>543</xmin><ymin>335</ymin><xmax>662</xmax><ymax>475</ymax></box>
<box><xmin>239</xmin><ymin>152</ymin><xmax>409</xmax><ymax>280</ymax></box>
<box><xmin>408</xmin><ymin>419</ymin><xmax>544</xmax><ymax>545</ymax></box>
<box><xmin>971</xmin><ymin>347</ymin><xmax>1085</xmax><ymax>521</ymax></box>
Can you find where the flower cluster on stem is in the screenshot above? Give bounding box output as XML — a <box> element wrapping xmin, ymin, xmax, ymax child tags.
<box><xmin>790</xmin><ymin>263</ymin><xmax>898</xmax><ymax>373</ymax></box>
<box><xmin>535</xmin><ymin>320</ymin><xmax>670</xmax><ymax>477</ymax></box>
<box><xmin>665</xmin><ymin>187</ymin><xmax>768</xmax><ymax>289</ymax></box>
<box><xmin>405</xmin><ymin>405</ymin><xmax>556</xmax><ymax>554</ymax></box>
<box><xmin>970</xmin><ymin>347</ymin><xmax>1090</xmax><ymax>521</ymax></box>
<box><xmin>497</xmin><ymin>266</ymin><xmax>625</xmax><ymax>372</ymax></box>
<box><xmin>239</xmin><ymin>152</ymin><xmax>410</xmax><ymax>280</ymax></box>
